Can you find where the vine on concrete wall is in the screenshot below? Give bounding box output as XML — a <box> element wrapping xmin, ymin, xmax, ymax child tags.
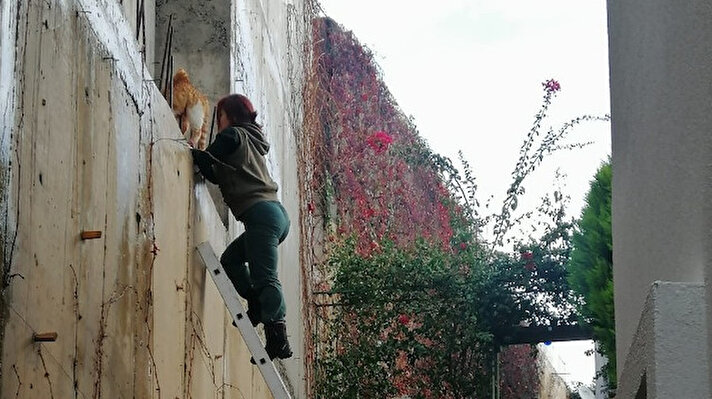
<box><xmin>297</xmin><ymin>29</ymin><xmax>320</xmax><ymax>399</ymax></box>
<box><xmin>311</xmin><ymin>18</ymin><xmax>454</xmax><ymax>256</ymax></box>
<box><xmin>499</xmin><ymin>345</ymin><xmax>541</xmax><ymax>398</ymax></box>
<box><xmin>303</xmin><ymin>16</ymin><xmax>608</xmax><ymax>398</ymax></box>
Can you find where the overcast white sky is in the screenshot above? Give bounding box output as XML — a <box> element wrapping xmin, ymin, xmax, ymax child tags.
<box><xmin>318</xmin><ymin>0</ymin><xmax>611</xmax><ymax>388</ymax></box>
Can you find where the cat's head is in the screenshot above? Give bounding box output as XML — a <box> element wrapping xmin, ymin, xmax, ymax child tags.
<box><xmin>173</xmin><ymin>68</ymin><xmax>190</xmax><ymax>84</ymax></box>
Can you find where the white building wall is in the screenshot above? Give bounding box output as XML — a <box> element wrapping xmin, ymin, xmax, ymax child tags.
<box><xmin>537</xmin><ymin>351</ymin><xmax>571</xmax><ymax>399</ymax></box>
<box><xmin>607</xmin><ymin>0</ymin><xmax>712</xmax><ymax>395</ymax></box>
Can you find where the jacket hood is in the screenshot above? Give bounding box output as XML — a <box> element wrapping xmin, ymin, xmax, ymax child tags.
<box><xmin>237</xmin><ymin>122</ymin><xmax>270</xmax><ymax>155</ymax></box>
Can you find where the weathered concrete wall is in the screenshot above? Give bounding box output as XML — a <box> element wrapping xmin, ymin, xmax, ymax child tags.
<box><xmin>607</xmin><ymin>0</ymin><xmax>712</xmax><ymax>380</ymax></box>
<box><xmin>537</xmin><ymin>352</ymin><xmax>570</xmax><ymax>399</ymax></box>
<box><xmin>232</xmin><ymin>2</ymin><xmax>311</xmax><ymax>396</ymax></box>
<box><xmin>0</xmin><ymin>0</ymin><xmax>308</xmax><ymax>398</ymax></box>
<box><xmin>0</xmin><ymin>0</ymin><xmax>19</xmax><ymax>293</ymax></box>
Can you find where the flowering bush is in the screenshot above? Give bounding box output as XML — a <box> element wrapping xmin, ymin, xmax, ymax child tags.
<box><xmin>306</xmin><ymin>16</ymin><xmax>608</xmax><ymax>399</ymax></box>
<box><xmin>315</xmin><ymin>222</ymin><xmax>577</xmax><ymax>397</ymax></box>
<box><xmin>317</xmin><ymin>238</ymin><xmax>493</xmax><ymax>398</ymax></box>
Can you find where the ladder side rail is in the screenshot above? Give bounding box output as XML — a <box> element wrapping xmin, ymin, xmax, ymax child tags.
<box><xmin>196</xmin><ymin>242</ymin><xmax>292</xmax><ymax>399</ymax></box>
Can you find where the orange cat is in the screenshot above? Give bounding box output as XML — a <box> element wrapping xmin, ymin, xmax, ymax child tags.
<box><xmin>171</xmin><ymin>68</ymin><xmax>210</xmax><ymax>150</ymax></box>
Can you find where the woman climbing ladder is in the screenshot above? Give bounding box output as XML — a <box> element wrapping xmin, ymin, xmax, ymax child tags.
<box><xmin>191</xmin><ymin>94</ymin><xmax>292</xmax><ymax>361</ymax></box>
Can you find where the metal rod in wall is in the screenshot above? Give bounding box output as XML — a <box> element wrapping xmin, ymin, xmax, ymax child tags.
<box><xmin>169</xmin><ymin>55</ymin><xmax>174</xmax><ymax>109</ymax></box>
<box><xmin>159</xmin><ymin>14</ymin><xmax>174</xmax><ymax>95</ymax></box>
<box><xmin>209</xmin><ymin>106</ymin><xmax>217</xmax><ymax>145</ymax></box>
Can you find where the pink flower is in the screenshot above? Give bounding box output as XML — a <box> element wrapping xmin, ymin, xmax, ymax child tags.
<box><xmin>543</xmin><ymin>79</ymin><xmax>561</xmax><ymax>93</ymax></box>
<box><xmin>521</xmin><ymin>251</ymin><xmax>534</xmax><ymax>261</ymax></box>
<box><xmin>366</xmin><ymin>131</ymin><xmax>394</xmax><ymax>154</ymax></box>
<box><xmin>398</xmin><ymin>314</ymin><xmax>411</xmax><ymax>325</ymax></box>
<box><xmin>459</xmin><ymin>242</ymin><xmax>467</xmax><ymax>251</ymax></box>
<box><xmin>525</xmin><ymin>261</ymin><xmax>536</xmax><ymax>271</ymax></box>
<box><xmin>361</xmin><ymin>207</ymin><xmax>376</xmax><ymax>218</ymax></box>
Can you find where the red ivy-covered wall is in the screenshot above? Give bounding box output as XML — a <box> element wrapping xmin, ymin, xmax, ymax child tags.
<box><xmin>311</xmin><ymin>17</ymin><xmax>454</xmax><ymax>255</ymax></box>
<box><xmin>308</xmin><ymin>16</ymin><xmax>549</xmax><ymax>398</ymax></box>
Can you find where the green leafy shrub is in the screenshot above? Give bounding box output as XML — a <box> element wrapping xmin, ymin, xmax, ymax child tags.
<box><xmin>567</xmin><ymin>161</ymin><xmax>615</xmax><ymax>388</ymax></box>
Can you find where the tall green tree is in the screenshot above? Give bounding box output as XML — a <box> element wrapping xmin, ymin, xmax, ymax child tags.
<box><xmin>568</xmin><ymin>161</ymin><xmax>615</xmax><ymax>388</ymax></box>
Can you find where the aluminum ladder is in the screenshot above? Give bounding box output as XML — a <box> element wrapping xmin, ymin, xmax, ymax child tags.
<box><xmin>196</xmin><ymin>241</ymin><xmax>292</xmax><ymax>399</ymax></box>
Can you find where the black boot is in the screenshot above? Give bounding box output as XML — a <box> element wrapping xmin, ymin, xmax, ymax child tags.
<box><xmin>251</xmin><ymin>321</ymin><xmax>292</xmax><ymax>364</ymax></box>
<box><xmin>264</xmin><ymin>321</ymin><xmax>292</xmax><ymax>360</ymax></box>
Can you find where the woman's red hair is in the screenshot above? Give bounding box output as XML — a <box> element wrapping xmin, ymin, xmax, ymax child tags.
<box><xmin>216</xmin><ymin>94</ymin><xmax>258</xmax><ymax>125</ymax></box>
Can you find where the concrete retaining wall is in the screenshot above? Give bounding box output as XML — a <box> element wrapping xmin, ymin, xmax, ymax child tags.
<box><xmin>0</xmin><ymin>0</ymin><xmax>308</xmax><ymax>397</ymax></box>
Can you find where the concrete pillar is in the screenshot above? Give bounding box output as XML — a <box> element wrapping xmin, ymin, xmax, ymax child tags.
<box><xmin>607</xmin><ymin>0</ymin><xmax>712</xmax><ymax>381</ymax></box>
